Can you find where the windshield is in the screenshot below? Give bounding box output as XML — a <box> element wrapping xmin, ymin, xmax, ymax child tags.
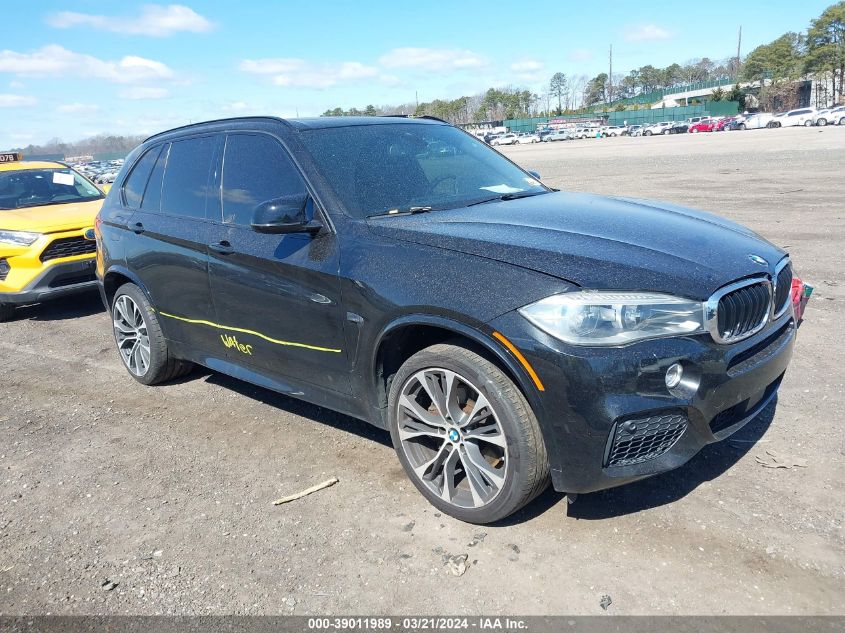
<box><xmin>298</xmin><ymin>123</ymin><xmax>548</xmax><ymax>218</ymax></box>
<box><xmin>0</xmin><ymin>168</ymin><xmax>103</xmax><ymax>210</ymax></box>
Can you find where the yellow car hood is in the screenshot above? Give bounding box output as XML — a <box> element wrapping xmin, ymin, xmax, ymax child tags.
<box><xmin>0</xmin><ymin>199</ymin><xmax>103</xmax><ymax>233</ymax></box>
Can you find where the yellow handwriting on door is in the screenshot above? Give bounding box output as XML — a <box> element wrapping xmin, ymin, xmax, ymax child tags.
<box><xmin>220</xmin><ymin>334</ymin><xmax>253</xmax><ymax>356</ymax></box>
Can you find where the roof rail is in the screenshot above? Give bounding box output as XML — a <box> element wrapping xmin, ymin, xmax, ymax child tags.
<box><xmin>380</xmin><ymin>114</ymin><xmax>451</xmax><ymax>124</ymax></box>
<box><xmin>143</xmin><ymin>116</ymin><xmax>292</xmax><ymax>143</ymax></box>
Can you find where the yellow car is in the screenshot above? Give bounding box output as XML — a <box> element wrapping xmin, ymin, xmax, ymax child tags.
<box><xmin>0</xmin><ymin>152</ymin><xmax>106</xmax><ymax>321</ymax></box>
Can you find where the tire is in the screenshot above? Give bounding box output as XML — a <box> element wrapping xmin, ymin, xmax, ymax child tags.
<box><xmin>662</xmin><ymin>129</ymin><xmax>669</xmax><ymax>135</ymax></box>
<box><xmin>644</xmin><ymin>130</ymin><xmax>652</xmax><ymax>136</ymax></box>
<box><xmin>739</xmin><ymin>123</ymin><xmax>746</xmax><ymax>130</ymax></box>
<box><xmin>817</xmin><ymin>118</ymin><xmax>827</xmax><ymax>126</ymax></box>
<box><xmin>111</xmin><ymin>283</ymin><xmax>192</xmax><ymax>385</ymax></box>
<box><xmin>388</xmin><ymin>342</ymin><xmax>550</xmax><ymax>524</ymax></box>
<box><xmin>804</xmin><ymin>119</ymin><xmax>812</xmax><ymax>127</ymax></box>
<box><xmin>0</xmin><ymin>303</ymin><xmax>14</xmax><ymax>322</ymax></box>
<box><xmin>692</xmin><ymin>128</ymin><xmax>699</xmax><ymax>133</ymax></box>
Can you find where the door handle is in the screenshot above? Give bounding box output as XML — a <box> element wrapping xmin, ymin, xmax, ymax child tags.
<box><xmin>209</xmin><ymin>240</ymin><xmax>234</xmax><ymax>255</ymax></box>
<box><xmin>131</xmin><ymin>222</ymin><xmax>144</xmax><ymax>234</ymax></box>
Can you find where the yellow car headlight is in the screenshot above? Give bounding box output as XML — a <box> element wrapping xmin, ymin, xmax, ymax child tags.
<box><xmin>0</xmin><ymin>230</ymin><xmax>41</xmax><ymax>246</ymax></box>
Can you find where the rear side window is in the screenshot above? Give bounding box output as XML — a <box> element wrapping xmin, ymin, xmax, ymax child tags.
<box><xmin>142</xmin><ymin>143</ymin><xmax>169</xmax><ymax>211</ymax></box>
<box><xmin>160</xmin><ymin>136</ymin><xmax>216</xmax><ymax>219</ymax></box>
<box><xmin>221</xmin><ymin>133</ymin><xmax>307</xmax><ymax>226</ymax></box>
<box><xmin>122</xmin><ymin>146</ymin><xmax>161</xmax><ymax>208</ymax></box>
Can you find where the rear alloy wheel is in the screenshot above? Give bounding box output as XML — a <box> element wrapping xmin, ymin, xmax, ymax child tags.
<box><xmin>692</xmin><ymin>128</ymin><xmax>699</xmax><ymax>133</ymax></box>
<box><xmin>739</xmin><ymin>123</ymin><xmax>747</xmax><ymax>130</ymax></box>
<box><xmin>388</xmin><ymin>343</ymin><xmax>549</xmax><ymax>524</ymax></box>
<box><xmin>817</xmin><ymin>118</ymin><xmax>827</xmax><ymax>126</ymax></box>
<box><xmin>112</xmin><ymin>283</ymin><xmax>192</xmax><ymax>385</ymax></box>
<box><xmin>804</xmin><ymin>119</ymin><xmax>813</xmax><ymax>127</ymax></box>
<box><xmin>0</xmin><ymin>303</ymin><xmax>14</xmax><ymax>322</ymax></box>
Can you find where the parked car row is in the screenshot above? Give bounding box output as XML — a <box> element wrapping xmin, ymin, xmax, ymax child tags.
<box><xmin>492</xmin><ymin>105</ymin><xmax>845</xmax><ymax>146</ymax></box>
<box><xmin>72</xmin><ymin>159</ymin><xmax>124</xmax><ymax>184</ymax></box>
<box><xmin>630</xmin><ymin>106</ymin><xmax>845</xmax><ymax>137</ymax></box>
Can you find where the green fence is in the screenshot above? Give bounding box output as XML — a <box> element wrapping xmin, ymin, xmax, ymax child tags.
<box><xmin>93</xmin><ymin>151</ymin><xmax>128</xmax><ymax>161</ymax></box>
<box><xmin>604</xmin><ymin>77</ymin><xmax>738</xmax><ymax>109</ymax></box>
<box><xmin>504</xmin><ymin>101</ymin><xmax>741</xmax><ymax>132</ymax></box>
<box><xmin>24</xmin><ymin>153</ymin><xmax>64</xmax><ymax>161</ymax></box>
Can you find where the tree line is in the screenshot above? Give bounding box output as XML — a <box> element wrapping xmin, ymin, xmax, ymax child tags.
<box><xmin>12</xmin><ymin>134</ymin><xmax>146</xmax><ymax>159</ymax></box>
<box><xmin>741</xmin><ymin>2</ymin><xmax>844</xmax><ymax>109</ymax></box>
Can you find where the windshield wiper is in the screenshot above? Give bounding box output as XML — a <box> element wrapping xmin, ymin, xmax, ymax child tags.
<box><xmin>368</xmin><ymin>206</ymin><xmax>433</xmax><ymax>218</ymax></box>
<box><xmin>465</xmin><ymin>190</ymin><xmax>549</xmax><ymax>207</ymax></box>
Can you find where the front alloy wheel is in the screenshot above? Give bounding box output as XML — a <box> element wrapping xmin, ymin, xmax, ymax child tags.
<box><xmin>396</xmin><ymin>368</ymin><xmax>507</xmax><ymax>509</ymax></box>
<box><xmin>388</xmin><ymin>343</ymin><xmax>550</xmax><ymax>524</ymax></box>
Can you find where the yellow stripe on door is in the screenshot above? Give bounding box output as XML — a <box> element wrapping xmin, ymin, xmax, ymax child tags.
<box><xmin>157</xmin><ymin>310</ymin><xmax>343</xmax><ymax>353</ymax></box>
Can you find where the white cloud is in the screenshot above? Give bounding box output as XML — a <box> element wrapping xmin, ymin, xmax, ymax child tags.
<box><xmin>624</xmin><ymin>24</ymin><xmax>672</xmax><ymax>43</ymax></box>
<box><xmin>379</xmin><ymin>48</ymin><xmax>486</xmax><ymax>71</ymax></box>
<box><xmin>509</xmin><ymin>59</ymin><xmax>546</xmax><ymax>83</ymax></box>
<box><xmin>56</xmin><ymin>103</ymin><xmax>100</xmax><ymax>114</ymax></box>
<box><xmin>0</xmin><ymin>93</ymin><xmax>36</xmax><ymax>107</ymax></box>
<box><xmin>510</xmin><ymin>60</ymin><xmax>544</xmax><ymax>73</ymax></box>
<box><xmin>568</xmin><ymin>48</ymin><xmax>594</xmax><ymax>62</ymax></box>
<box><xmin>0</xmin><ymin>45</ymin><xmax>174</xmax><ymax>84</ymax></box>
<box><xmin>223</xmin><ymin>100</ymin><xmax>250</xmax><ymax>112</ymax></box>
<box><xmin>240</xmin><ymin>58</ymin><xmax>380</xmax><ymax>89</ymax></box>
<box><xmin>119</xmin><ymin>87</ymin><xmax>170</xmax><ymax>100</ymax></box>
<box><xmin>47</xmin><ymin>4</ymin><xmax>213</xmax><ymax>37</ymax></box>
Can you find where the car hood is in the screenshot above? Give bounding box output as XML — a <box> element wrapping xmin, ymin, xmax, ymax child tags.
<box><xmin>367</xmin><ymin>191</ymin><xmax>786</xmax><ymax>301</ymax></box>
<box><xmin>0</xmin><ymin>199</ymin><xmax>103</xmax><ymax>233</ymax></box>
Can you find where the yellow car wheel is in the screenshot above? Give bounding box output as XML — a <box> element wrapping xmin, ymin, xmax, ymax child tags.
<box><xmin>0</xmin><ymin>303</ymin><xmax>14</xmax><ymax>322</ymax></box>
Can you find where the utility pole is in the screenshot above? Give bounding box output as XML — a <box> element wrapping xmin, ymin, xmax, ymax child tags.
<box><xmin>736</xmin><ymin>26</ymin><xmax>742</xmax><ymax>79</ymax></box>
<box><xmin>608</xmin><ymin>44</ymin><xmax>613</xmax><ymax>103</ymax></box>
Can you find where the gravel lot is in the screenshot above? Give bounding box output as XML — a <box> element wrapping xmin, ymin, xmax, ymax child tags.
<box><xmin>1</xmin><ymin>126</ymin><xmax>843</xmax><ymax>616</ymax></box>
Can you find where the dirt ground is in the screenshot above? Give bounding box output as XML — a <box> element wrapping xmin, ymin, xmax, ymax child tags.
<box><xmin>1</xmin><ymin>126</ymin><xmax>843</xmax><ymax>616</ymax></box>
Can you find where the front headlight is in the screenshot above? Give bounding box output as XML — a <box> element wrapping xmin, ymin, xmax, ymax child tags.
<box><xmin>0</xmin><ymin>230</ymin><xmax>42</xmax><ymax>246</ymax></box>
<box><xmin>518</xmin><ymin>291</ymin><xmax>706</xmax><ymax>346</ymax></box>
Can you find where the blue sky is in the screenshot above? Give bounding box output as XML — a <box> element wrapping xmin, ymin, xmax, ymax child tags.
<box><xmin>0</xmin><ymin>0</ymin><xmax>832</xmax><ymax>148</ymax></box>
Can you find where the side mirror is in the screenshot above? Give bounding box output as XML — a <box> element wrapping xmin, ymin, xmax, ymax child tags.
<box><xmin>251</xmin><ymin>194</ymin><xmax>321</xmax><ymax>235</ymax></box>
<box><xmin>527</xmin><ymin>170</ymin><xmax>541</xmax><ymax>181</ymax></box>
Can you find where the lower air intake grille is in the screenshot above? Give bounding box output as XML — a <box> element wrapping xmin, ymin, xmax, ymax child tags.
<box><xmin>606</xmin><ymin>412</ymin><xmax>688</xmax><ymax>468</ymax></box>
<box><xmin>40</xmin><ymin>236</ymin><xmax>96</xmax><ymax>262</ymax></box>
<box><xmin>0</xmin><ymin>258</ymin><xmax>9</xmax><ymax>281</ymax></box>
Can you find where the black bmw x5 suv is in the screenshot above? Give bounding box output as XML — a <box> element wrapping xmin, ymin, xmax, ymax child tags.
<box><xmin>96</xmin><ymin>116</ymin><xmax>795</xmax><ymax>523</ymax></box>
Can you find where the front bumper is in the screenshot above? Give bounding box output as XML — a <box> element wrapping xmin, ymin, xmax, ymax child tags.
<box><xmin>0</xmin><ymin>257</ymin><xmax>97</xmax><ymax>305</ymax></box>
<box><xmin>489</xmin><ymin>310</ymin><xmax>796</xmax><ymax>494</ymax></box>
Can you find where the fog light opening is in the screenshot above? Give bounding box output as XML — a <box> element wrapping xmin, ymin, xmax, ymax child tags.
<box><xmin>665</xmin><ymin>363</ymin><xmax>684</xmax><ymax>389</ymax></box>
